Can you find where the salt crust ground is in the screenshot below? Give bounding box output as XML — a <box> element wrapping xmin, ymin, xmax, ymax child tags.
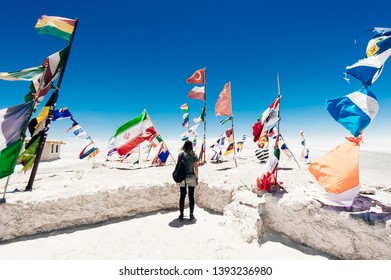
<box><xmin>0</xmin><ymin>138</ymin><xmax>390</xmax><ymax>260</ymax></box>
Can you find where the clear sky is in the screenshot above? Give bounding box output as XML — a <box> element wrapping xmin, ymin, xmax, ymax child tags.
<box><xmin>0</xmin><ymin>0</ymin><xmax>390</xmax><ymax>146</ymax></box>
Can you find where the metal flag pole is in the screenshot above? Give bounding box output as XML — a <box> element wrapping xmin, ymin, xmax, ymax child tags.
<box><xmin>25</xmin><ymin>19</ymin><xmax>79</xmax><ymax>191</ymax></box>
<box><xmin>229</xmin><ymin>82</ymin><xmax>238</xmax><ymax>167</ymax></box>
<box><xmin>274</xmin><ymin>72</ymin><xmax>281</xmax><ymax>186</ymax></box>
<box><xmin>202</xmin><ymin>68</ymin><xmax>207</xmax><ymax>164</ymax></box>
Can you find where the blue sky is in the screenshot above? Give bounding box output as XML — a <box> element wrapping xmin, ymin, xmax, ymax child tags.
<box><xmin>0</xmin><ymin>0</ymin><xmax>390</xmax><ymax>146</ymax></box>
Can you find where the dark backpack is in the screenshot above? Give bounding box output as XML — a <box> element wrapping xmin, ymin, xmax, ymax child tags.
<box><xmin>172</xmin><ymin>153</ymin><xmax>186</xmax><ymax>183</ymax></box>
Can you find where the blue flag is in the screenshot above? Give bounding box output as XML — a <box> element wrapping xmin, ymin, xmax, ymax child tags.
<box><xmin>326</xmin><ymin>88</ymin><xmax>378</xmax><ymax>137</ymax></box>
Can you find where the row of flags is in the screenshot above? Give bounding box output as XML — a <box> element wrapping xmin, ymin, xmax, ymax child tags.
<box><xmin>309</xmin><ymin>27</ymin><xmax>391</xmax><ymax>206</ymax></box>
<box><xmin>0</xmin><ymin>15</ymin><xmax>78</xmax><ymax>189</ymax></box>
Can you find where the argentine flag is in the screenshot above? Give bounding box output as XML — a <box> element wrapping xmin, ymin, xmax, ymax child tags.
<box><xmin>326</xmin><ymin>88</ymin><xmax>378</xmax><ymax>137</ymax></box>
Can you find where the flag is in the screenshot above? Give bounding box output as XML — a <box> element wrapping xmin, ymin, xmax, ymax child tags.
<box><xmin>345</xmin><ymin>48</ymin><xmax>391</xmax><ymax>86</ymax></box>
<box><xmin>224</xmin><ymin>142</ymin><xmax>234</xmax><ymax>156</ymax></box>
<box><xmin>0</xmin><ymin>101</ymin><xmax>34</xmax><ymax>151</ymax></box>
<box><xmin>257</xmin><ymin>128</ymin><xmax>268</xmax><ymax>149</ymax></box>
<box><xmin>215</xmin><ymin>82</ymin><xmax>232</xmax><ymax>116</ymax></box>
<box><xmin>365</xmin><ymin>28</ymin><xmax>391</xmax><ymax>57</ymax></box>
<box><xmin>308</xmin><ymin>138</ymin><xmax>361</xmax><ymax>207</ymax></box>
<box><xmin>0</xmin><ymin>100</ymin><xmax>34</xmax><ymax>179</ymax></box>
<box><xmin>114</xmin><ymin>110</ymin><xmax>157</xmax><ymax>156</ymax></box>
<box><xmin>27</xmin><ymin>91</ymin><xmax>58</xmax><ymax>137</ymax></box>
<box><xmin>255</xmin><ymin>146</ymin><xmax>269</xmax><ymax>164</ymax></box>
<box><xmin>252</xmin><ymin>97</ymin><xmax>280</xmax><ymax>142</ymax></box>
<box><xmin>107</xmin><ymin>147</ymin><xmax>117</xmax><ymax>157</ymax></box>
<box><xmin>279</xmin><ymin>135</ymin><xmax>292</xmax><ymax>159</ymax></box>
<box><xmin>300</xmin><ymin>130</ymin><xmax>310</xmax><ymax>164</ymax></box>
<box><xmin>0</xmin><ymin>140</ymin><xmax>24</xmax><ymax>179</ymax></box>
<box><xmin>18</xmin><ymin>133</ymin><xmax>42</xmax><ymax>173</ymax></box>
<box><xmin>71</xmin><ymin>123</ymin><xmax>88</xmax><ymax>138</ymax></box>
<box><xmin>151</xmin><ymin>143</ymin><xmax>170</xmax><ymax>166</ymax></box>
<box><xmin>236</xmin><ymin>141</ymin><xmax>244</xmax><ymax>153</ymax></box>
<box><xmin>256</xmin><ymin>137</ymin><xmax>280</xmax><ymax>191</ymax></box>
<box><xmin>79</xmin><ymin>142</ymin><xmax>98</xmax><ymax>160</ymax></box>
<box><xmin>0</xmin><ymin>66</ymin><xmax>44</xmax><ymax>81</ymax></box>
<box><xmin>186</xmin><ymin>68</ymin><xmax>205</xmax><ymax>84</ymax></box>
<box><xmin>35</xmin><ymin>15</ymin><xmax>76</xmax><ymax>42</ymax></box>
<box><xmin>193</xmin><ymin>106</ymin><xmax>206</xmax><ymax>123</ymax></box>
<box><xmin>180</xmin><ymin>123</ymin><xmax>199</xmax><ymax>139</ymax></box>
<box><xmin>220</xmin><ymin>116</ymin><xmax>232</xmax><ymax>125</ymax></box>
<box><xmin>52</xmin><ymin>108</ymin><xmax>72</xmax><ymax>121</ymax></box>
<box><xmin>188</xmin><ymin>86</ymin><xmax>205</xmax><ymax>101</ymax></box>
<box><xmin>182</xmin><ymin>113</ymin><xmax>189</xmax><ymax>127</ymax></box>
<box><xmin>180</xmin><ymin>103</ymin><xmax>188</xmax><ymax>112</ymax></box>
<box><xmin>198</xmin><ymin>140</ymin><xmax>205</xmax><ymax>164</ymax></box>
<box><xmin>326</xmin><ymin>88</ymin><xmax>378</xmax><ymax>137</ymax></box>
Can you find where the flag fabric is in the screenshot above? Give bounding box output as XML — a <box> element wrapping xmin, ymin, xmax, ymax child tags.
<box><xmin>308</xmin><ymin>138</ymin><xmax>361</xmax><ymax>207</ymax></box>
<box><xmin>114</xmin><ymin>110</ymin><xmax>157</xmax><ymax>156</ymax></box>
<box><xmin>236</xmin><ymin>141</ymin><xmax>244</xmax><ymax>153</ymax></box>
<box><xmin>193</xmin><ymin>106</ymin><xmax>206</xmax><ymax>123</ymax></box>
<box><xmin>0</xmin><ymin>101</ymin><xmax>34</xmax><ymax>151</ymax></box>
<box><xmin>188</xmin><ymin>86</ymin><xmax>205</xmax><ymax>101</ymax></box>
<box><xmin>52</xmin><ymin>108</ymin><xmax>72</xmax><ymax>121</ymax></box>
<box><xmin>79</xmin><ymin>141</ymin><xmax>99</xmax><ymax>160</ymax></box>
<box><xmin>186</xmin><ymin>68</ymin><xmax>205</xmax><ymax>84</ymax></box>
<box><xmin>326</xmin><ymin>88</ymin><xmax>378</xmax><ymax>137</ymax></box>
<box><xmin>215</xmin><ymin>82</ymin><xmax>232</xmax><ymax>116</ymax></box>
<box><xmin>252</xmin><ymin>97</ymin><xmax>280</xmax><ymax>142</ymax></box>
<box><xmin>198</xmin><ymin>140</ymin><xmax>205</xmax><ymax>165</ymax></box>
<box><xmin>180</xmin><ymin>103</ymin><xmax>188</xmax><ymax>112</ymax></box>
<box><xmin>0</xmin><ymin>100</ymin><xmax>34</xmax><ymax>179</ymax></box>
<box><xmin>220</xmin><ymin>116</ymin><xmax>232</xmax><ymax>125</ymax></box>
<box><xmin>300</xmin><ymin>130</ymin><xmax>311</xmax><ymax>164</ymax></box>
<box><xmin>257</xmin><ymin>128</ymin><xmax>268</xmax><ymax>149</ymax></box>
<box><xmin>366</xmin><ymin>29</ymin><xmax>391</xmax><ymax>57</ymax></box>
<box><xmin>182</xmin><ymin>113</ymin><xmax>189</xmax><ymax>127</ymax></box>
<box><xmin>69</xmin><ymin>122</ymin><xmax>88</xmax><ymax>138</ymax></box>
<box><xmin>224</xmin><ymin>142</ymin><xmax>234</xmax><ymax>156</ymax></box>
<box><xmin>345</xmin><ymin>48</ymin><xmax>391</xmax><ymax>86</ymax></box>
<box><xmin>256</xmin><ymin>137</ymin><xmax>280</xmax><ymax>191</ymax></box>
<box><xmin>18</xmin><ymin>133</ymin><xmax>42</xmax><ymax>173</ymax></box>
<box><xmin>180</xmin><ymin>123</ymin><xmax>199</xmax><ymax>139</ymax></box>
<box><xmin>0</xmin><ymin>66</ymin><xmax>44</xmax><ymax>81</ymax></box>
<box><xmin>255</xmin><ymin>146</ymin><xmax>269</xmax><ymax>164</ymax></box>
<box><xmin>279</xmin><ymin>135</ymin><xmax>292</xmax><ymax>159</ymax></box>
<box><xmin>151</xmin><ymin>143</ymin><xmax>170</xmax><ymax>166</ymax></box>
<box><xmin>35</xmin><ymin>15</ymin><xmax>76</xmax><ymax>42</ymax></box>
<box><xmin>107</xmin><ymin>147</ymin><xmax>117</xmax><ymax>157</ymax></box>
<box><xmin>0</xmin><ymin>139</ymin><xmax>24</xmax><ymax>179</ymax></box>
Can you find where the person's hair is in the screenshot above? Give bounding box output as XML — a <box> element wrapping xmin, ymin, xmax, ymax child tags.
<box><xmin>182</xmin><ymin>140</ymin><xmax>194</xmax><ymax>154</ymax></box>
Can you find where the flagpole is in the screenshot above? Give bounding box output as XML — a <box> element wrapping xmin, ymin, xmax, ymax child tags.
<box><xmin>275</xmin><ymin>72</ymin><xmax>281</xmax><ymax>186</ymax></box>
<box><xmin>25</xmin><ymin>19</ymin><xmax>79</xmax><ymax>191</ymax></box>
<box><xmin>146</xmin><ymin>109</ymin><xmax>176</xmax><ymax>164</ymax></box>
<box><xmin>202</xmin><ymin>68</ymin><xmax>207</xmax><ymax>164</ymax></box>
<box><xmin>229</xmin><ymin>82</ymin><xmax>238</xmax><ymax>167</ymax></box>
<box><xmin>0</xmin><ymin>176</ymin><xmax>11</xmax><ymax>204</ymax></box>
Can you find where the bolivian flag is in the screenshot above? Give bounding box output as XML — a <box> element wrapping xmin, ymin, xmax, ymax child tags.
<box><xmin>35</xmin><ymin>15</ymin><xmax>77</xmax><ymax>41</ymax></box>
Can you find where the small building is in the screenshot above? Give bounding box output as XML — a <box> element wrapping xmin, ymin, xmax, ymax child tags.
<box><xmin>23</xmin><ymin>139</ymin><xmax>66</xmax><ymax>161</ymax></box>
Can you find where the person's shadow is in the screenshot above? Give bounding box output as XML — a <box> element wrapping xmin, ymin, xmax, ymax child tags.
<box><xmin>168</xmin><ymin>217</ymin><xmax>197</xmax><ymax>228</ymax></box>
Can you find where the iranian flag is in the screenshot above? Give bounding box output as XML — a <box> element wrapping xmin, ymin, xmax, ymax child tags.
<box><xmin>114</xmin><ymin>110</ymin><xmax>157</xmax><ymax>156</ymax></box>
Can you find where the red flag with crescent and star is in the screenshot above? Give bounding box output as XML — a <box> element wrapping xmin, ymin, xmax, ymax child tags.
<box><xmin>186</xmin><ymin>68</ymin><xmax>205</xmax><ymax>84</ymax></box>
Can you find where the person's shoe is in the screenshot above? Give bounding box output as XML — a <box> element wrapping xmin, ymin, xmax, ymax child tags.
<box><xmin>189</xmin><ymin>214</ymin><xmax>195</xmax><ymax>221</ymax></box>
<box><xmin>178</xmin><ymin>214</ymin><xmax>184</xmax><ymax>221</ymax></box>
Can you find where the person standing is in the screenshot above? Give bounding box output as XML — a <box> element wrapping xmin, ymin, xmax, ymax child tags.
<box><xmin>178</xmin><ymin>140</ymin><xmax>199</xmax><ymax>221</ymax></box>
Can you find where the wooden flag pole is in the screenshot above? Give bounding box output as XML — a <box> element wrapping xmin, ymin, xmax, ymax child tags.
<box><xmin>25</xmin><ymin>19</ymin><xmax>79</xmax><ymax>191</ymax></box>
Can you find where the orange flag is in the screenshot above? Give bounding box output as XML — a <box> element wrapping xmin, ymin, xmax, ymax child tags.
<box><xmin>215</xmin><ymin>82</ymin><xmax>232</xmax><ymax>116</ymax></box>
<box><xmin>309</xmin><ymin>137</ymin><xmax>361</xmax><ymax>206</ymax></box>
